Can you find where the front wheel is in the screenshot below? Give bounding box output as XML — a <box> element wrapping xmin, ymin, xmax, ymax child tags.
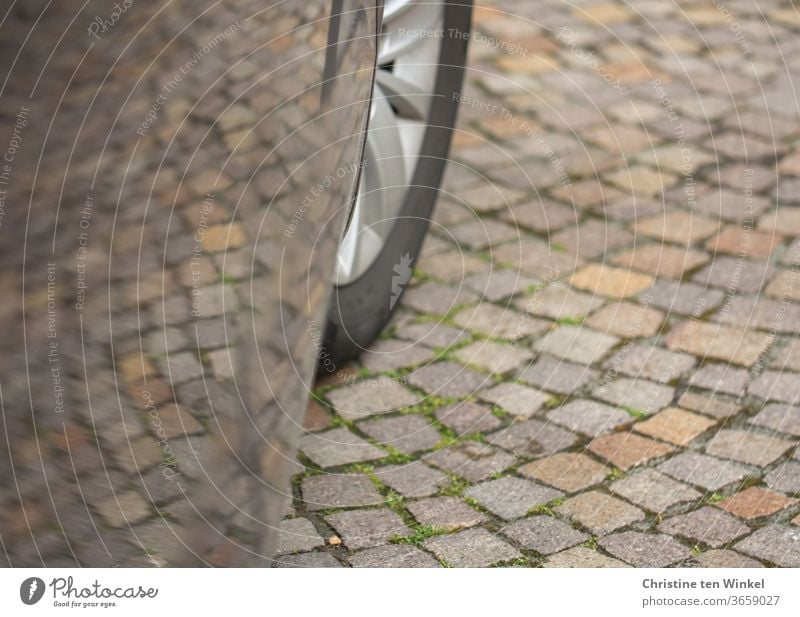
<box><xmin>323</xmin><ymin>0</ymin><xmax>472</xmax><ymax>368</ymax></box>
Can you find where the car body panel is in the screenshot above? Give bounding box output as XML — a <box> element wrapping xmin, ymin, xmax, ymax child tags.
<box><xmin>0</xmin><ymin>0</ymin><xmax>378</xmax><ymax>565</ymax></box>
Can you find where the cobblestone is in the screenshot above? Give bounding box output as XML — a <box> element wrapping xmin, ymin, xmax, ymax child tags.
<box><xmin>435</xmin><ymin>401</ymin><xmax>502</xmax><ymax>436</ymax></box>
<box><xmin>599</xmin><ymin>531</ymin><xmax>692</xmax><ymax>567</ymax></box>
<box><xmin>765</xmin><ymin>462</ymin><xmax>800</xmax><ymax>495</ymax></box>
<box><xmin>534</xmin><ymin>326</ymin><xmax>620</xmax><ymax>365</ymax></box>
<box><xmin>502</xmin><ymin>516</ymin><xmax>589</xmax><ymax>555</ymax></box>
<box><xmin>408</xmin><ymin>362</ymin><xmax>489</xmax><ymax>398</ymax></box>
<box><xmin>634</xmin><ymin>407</ymin><xmax>716</xmax><ymax>447</ymax></box>
<box><xmin>735</xmin><ymin>525</ymin><xmax>800</xmax><ymax>567</ymax></box>
<box><xmin>301</xmin><ymin>475</ymin><xmax>383</xmax><ymax>511</ymax></box>
<box><xmin>718</xmin><ymin>487</ymin><xmax>797</xmax><ymax>520</ymax></box>
<box><xmin>609</xmin><ymin>469</ymin><xmax>701</xmax><ymax>513</ymax></box>
<box><xmin>545</xmin><ymin>547</ymin><xmax>630</xmax><ymax>568</ymax></box>
<box><xmin>488</xmin><ymin>419</ymin><xmax>577</xmax><ymax>457</ymax></box>
<box><xmin>423</xmin><ymin>528</ymin><xmax>521</xmax><ymax>567</ymax></box>
<box><xmin>658</xmin><ymin>452</ymin><xmax>751</xmax><ymax>491</ymax></box>
<box><xmin>517</xmin><ymin>356</ymin><xmax>599</xmax><ymax>394</ymax></box>
<box><xmin>750</xmin><ymin>403</ymin><xmax>800</xmax><ymax>436</ymax></box>
<box><xmin>548</xmin><ymin>400</ymin><xmax>632</xmax><ymax>437</ymax></box>
<box><xmin>348</xmin><ymin>545</ymin><xmax>440</xmax><ymax>568</ymax></box>
<box><xmin>407</xmin><ymin>497</ymin><xmax>487</xmax><ymax>531</ymax></box>
<box><xmin>359</xmin><ymin>415</ymin><xmax>441</xmax><ymax>455</ymax></box>
<box><xmin>589</xmin><ymin>433</ymin><xmax>675</xmax><ymax>472</ymax></box>
<box><xmin>658</xmin><ymin>507</ymin><xmax>750</xmax><ymax>548</ymax></box>
<box><xmin>705</xmin><ymin>430</ymin><xmax>795</xmax><ymax>467</ymax></box>
<box><xmin>325</xmin><ymin>509</ymin><xmax>411</xmax><ymax>550</ymax></box>
<box><xmin>427</xmin><ymin>442</ymin><xmax>515</xmax><ymax>483</ymax></box>
<box><xmin>298</xmin><ymin>427</ymin><xmax>386</xmax><ymax>468</ymax></box>
<box><xmin>519</xmin><ymin>453</ymin><xmax>609</xmax><ymax>492</ymax></box>
<box><xmin>556</xmin><ymin>491</ymin><xmax>645</xmax><ymax>535</ymax></box>
<box><xmin>454</xmin><ymin>340</ymin><xmax>533</xmax><ymax>375</ymax></box>
<box><xmin>478</xmin><ymin>383</ymin><xmax>548</xmax><ymax>418</ymax></box>
<box><xmin>592</xmin><ymin>378</ymin><xmax>675</xmax><ymax>415</ymax></box>
<box><xmin>326</xmin><ymin>378</ymin><xmax>421</xmax><ymax>421</ymax></box>
<box><xmin>465</xmin><ymin>476</ymin><xmax>563</xmax><ymax>520</ymax></box>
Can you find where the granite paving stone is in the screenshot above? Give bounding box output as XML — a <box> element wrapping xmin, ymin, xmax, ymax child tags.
<box><xmin>358</xmin><ymin>415</ymin><xmax>441</xmax><ymax>455</ymax></box>
<box><xmin>570</xmin><ymin>264</ymin><xmax>654</xmax><ymax>298</ymax></box>
<box><xmin>435</xmin><ymin>401</ymin><xmax>503</xmax><ymax>436</ymax></box>
<box><xmin>423</xmin><ymin>528</ymin><xmax>522</xmax><ymax>568</ymax></box>
<box><xmin>517</xmin><ymin>355</ymin><xmax>599</xmax><ymax>394</ymax></box>
<box><xmin>534</xmin><ymin>325</ymin><xmax>620</xmax><ymax>365</ymax></box>
<box><xmin>519</xmin><ymin>452</ymin><xmax>609</xmax><ymax>492</ymax></box>
<box><xmin>298</xmin><ymin>427</ymin><xmax>385</xmax><ymax>468</ymax></box>
<box><xmin>408</xmin><ymin>362</ymin><xmax>490</xmax><ymax>398</ymax></box>
<box><xmin>748</xmin><ymin>371</ymin><xmax>800</xmax><ymax>404</ymax></box>
<box><xmin>705</xmin><ymin>429</ymin><xmax>795</xmax><ymax>467</ymax></box>
<box><xmin>678</xmin><ymin>391</ymin><xmax>741</xmax><ymax>419</ymax></box>
<box><xmin>548</xmin><ymin>400</ymin><xmax>632</xmax><ymax>437</ymax></box>
<box><xmin>665</xmin><ymin>321</ymin><xmax>772</xmax><ymax>367</ymax></box>
<box><xmin>375</xmin><ymin>463</ymin><xmax>450</xmax><ymax>499</ymax></box>
<box><xmin>599</xmin><ymin>531</ymin><xmax>692</xmax><ymax>567</ymax></box>
<box><xmin>718</xmin><ymin>487</ymin><xmax>797</xmax><ymax>520</ymax></box>
<box><xmin>275</xmin><ymin>518</ymin><xmax>325</xmax><ymax>555</ymax></box>
<box><xmin>688</xmin><ymin>363</ymin><xmax>749</xmax><ymax>397</ymax></box>
<box><xmin>585</xmin><ymin>301</ymin><xmax>665</xmax><ymax>338</ymax></box>
<box><xmin>691</xmin><ymin>550</ymin><xmax>764</xmax><ymax>568</ymax></box>
<box><xmin>592</xmin><ymin>378</ymin><xmax>675</xmax><ymax>415</ymax></box>
<box><xmin>501</xmin><ymin>516</ymin><xmax>589</xmax><ymax>555</ymax></box>
<box><xmin>765</xmin><ymin>462</ymin><xmax>800</xmax><ymax>495</ymax></box>
<box><xmin>275</xmin><ymin>553</ymin><xmax>342</xmax><ymax>568</ymax></box>
<box><xmin>427</xmin><ymin>441</ymin><xmax>515</xmax><ymax>483</ymax></box>
<box><xmin>514</xmin><ymin>283</ymin><xmax>604</xmax><ymax>320</ymax></box>
<box><xmin>395</xmin><ymin>321</ymin><xmax>470</xmax><ymax>350</ymax></box>
<box><xmin>454</xmin><ymin>340</ymin><xmax>534</xmax><ymax>375</ymax></box>
<box><xmin>301</xmin><ymin>474</ymin><xmax>383</xmax><ymax>511</ymax></box>
<box><xmin>544</xmin><ymin>547</ymin><xmax>630</xmax><ymax>568</ymax></box>
<box><xmin>325</xmin><ymin>509</ymin><xmax>411</xmax><ymax>550</ymax></box>
<box><xmin>407</xmin><ymin>497</ymin><xmax>487</xmax><ymax>532</ymax></box>
<box><xmin>641</xmin><ymin>280</ymin><xmax>725</xmax><ymax>316</ymax></box>
<box><xmin>348</xmin><ymin>545</ymin><xmax>440</xmax><ymax>568</ymax></box>
<box><xmin>326</xmin><ymin>377</ymin><xmax>422</xmax><ymax>421</ymax></box>
<box><xmin>658</xmin><ymin>507</ymin><xmax>750</xmax><ymax>548</ymax></box>
<box><xmin>360</xmin><ymin>340</ymin><xmax>436</xmax><ymax>373</ymax></box>
<box><xmin>487</xmin><ymin>419</ymin><xmax>578</xmax><ymax>458</ymax></box>
<box><xmin>462</xmin><ymin>269</ymin><xmax>539</xmax><ymax>302</ymax></box>
<box><xmin>734</xmin><ymin>524</ymin><xmax>800</xmax><ymax>567</ymax></box>
<box><xmin>605</xmin><ymin>344</ymin><xmax>696</xmax><ymax>383</ymax></box>
<box><xmin>478</xmin><ymin>382</ymin><xmax>549</xmax><ymax>418</ymax></box>
<box><xmin>402</xmin><ymin>281</ymin><xmax>479</xmax><ymax>315</ymax></box>
<box><xmin>634</xmin><ymin>407</ymin><xmax>716</xmax><ymax>447</ymax></box>
<box><xmin>589</xmin><ymin>433</ymin><xmax>675</xmax><ymax>471</ymax></box>
<box><xmin>749</xmin><ymin>403</ymin><xmax>800</xmax><ymax>436</ymax></box>
<box><xmin>657</xmin><ymin>452</ymin><xmax>751</xmax><ymax>491</ymax></box>
<box><xmin>453</xmin><ymin>304</ymin><xmax>549</xmax><ymax>339</ymax></box>
<box><xmin>609</xmin><ymin>469</ymin><xmax>702</xmax><ymax>513</ymax></box>
<box><xmin>465</xmin><ymin>477</ymin><xmax>563</xmax><ymax>520</ymax></box>
<box><xmin>556</xmin><ymin>491</ymin><xmax>645</xmax><ymax>535</ymax></box>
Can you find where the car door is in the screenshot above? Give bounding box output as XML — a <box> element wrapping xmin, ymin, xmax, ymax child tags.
<box><xmin>0</xmin><ymin>0</ymin><xmax>378</xmax><ymax>566</ymax></box>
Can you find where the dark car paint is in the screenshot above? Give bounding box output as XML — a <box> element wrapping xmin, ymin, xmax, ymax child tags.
<box><xmin>0</xmin><ymin>0</ymin><xmax>378</xmax><ymax>565</ymax></box>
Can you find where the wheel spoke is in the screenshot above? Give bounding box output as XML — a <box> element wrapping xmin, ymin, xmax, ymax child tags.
<box><xmin>335</xmin><ymin>0</ymin><xmax>444</xmax><ymax>285</ymax></box>
<box><xmin>375</xmin><ymin>68</ymin><xmax>430</xmax><ymax>120</ymax></box>
<box><xmin>379</xmin><ymin>1</ymin><xmax>442</xmax><ymax>66</ymax></box>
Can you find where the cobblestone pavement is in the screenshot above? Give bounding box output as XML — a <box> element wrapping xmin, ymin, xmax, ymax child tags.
<box><xmin>278</xmin><ymin>0</ymin><xmax>800</xmax><ymax>567</ymax></box>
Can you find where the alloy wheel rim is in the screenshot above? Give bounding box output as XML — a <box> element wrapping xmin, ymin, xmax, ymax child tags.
<box><xmin>334</xmin><ymin>0</ymin><xmax>444</xmax><ymax>286</ymax></box>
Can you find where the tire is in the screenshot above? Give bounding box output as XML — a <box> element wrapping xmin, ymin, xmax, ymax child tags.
<box><xmin>323</xmin><ymin>0</ymin><xmax>472</xmax><ymax>368</ymax></box>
